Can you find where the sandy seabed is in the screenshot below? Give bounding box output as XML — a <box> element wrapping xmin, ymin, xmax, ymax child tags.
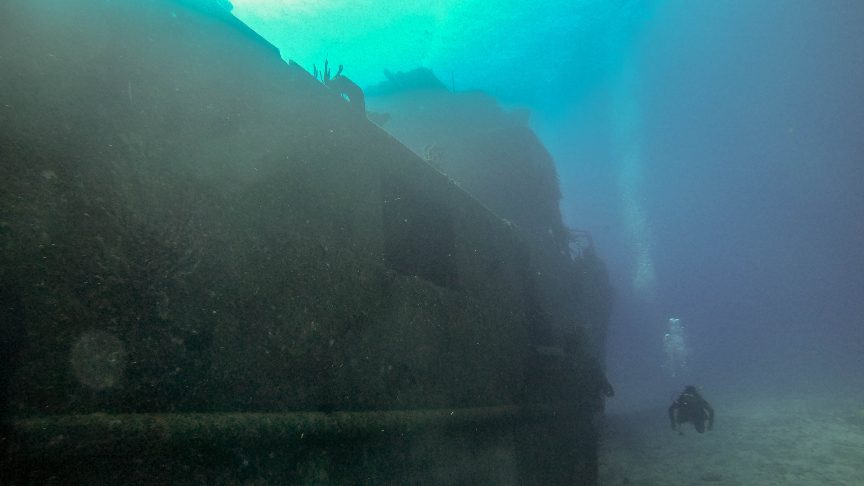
<box><xmin>598</xmin><ymin>393</ymin><xmax>864</xmax><ymax>486</ymax></box>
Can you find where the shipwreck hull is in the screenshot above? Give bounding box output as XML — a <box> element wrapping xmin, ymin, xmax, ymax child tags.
<box><xmin>0</xmin><ymin>1</ymin><xmax>613</xmax><ymax>484</ymax></box>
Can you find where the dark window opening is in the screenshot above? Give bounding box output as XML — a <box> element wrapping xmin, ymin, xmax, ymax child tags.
<box><xmin>382</xmin><ymin>173</ymin><xmax>457</xmax><ymax>287</ymax></box>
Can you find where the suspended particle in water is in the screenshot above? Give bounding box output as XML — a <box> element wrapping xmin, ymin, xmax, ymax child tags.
<box><xmin>70</xmin><ymin>331</ymin><xmax>126</xmax><ymax>390</ymax></box>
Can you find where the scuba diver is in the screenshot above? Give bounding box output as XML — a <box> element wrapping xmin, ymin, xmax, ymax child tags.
<box><xmin>668</xmin><ymin>385</ymin><xmax>714</xmax><ymax>434</ymax></box>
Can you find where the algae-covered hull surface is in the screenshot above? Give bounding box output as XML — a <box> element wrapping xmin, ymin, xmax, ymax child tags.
<box><xmin>0</xmin><ymin>1</ymin><xmax>613</xmax><ymax>484</ymax></box>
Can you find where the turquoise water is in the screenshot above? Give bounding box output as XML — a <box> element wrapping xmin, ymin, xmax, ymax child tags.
<box><xmin>230</xmin><ymin>0</ymin><xmax>655</xmax><ymax>113</ymax></box>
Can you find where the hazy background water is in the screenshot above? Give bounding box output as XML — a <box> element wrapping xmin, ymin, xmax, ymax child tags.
<box><xmin>230</xmin><ymin>0</ymin><xmax>864</xmax><ymax>412</ymax></box>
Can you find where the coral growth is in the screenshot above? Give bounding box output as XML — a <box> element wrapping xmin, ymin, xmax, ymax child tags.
<box><xmin>314</xmin><ymin>60</ymin><xmax>366</xmax><ymax>114</ymax></box>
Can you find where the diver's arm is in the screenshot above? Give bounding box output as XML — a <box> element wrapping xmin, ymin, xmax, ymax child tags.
<box><xmin>704</xmin><ymin>401</ymin><xmax>715</xmax><ymax>430</ymax></box>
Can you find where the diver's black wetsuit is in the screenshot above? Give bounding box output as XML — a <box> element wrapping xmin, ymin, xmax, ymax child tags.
<box><xmin>668</xmin><ymin>387</ymin><xmax>714</xmax><ymax>433</ymax></box>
